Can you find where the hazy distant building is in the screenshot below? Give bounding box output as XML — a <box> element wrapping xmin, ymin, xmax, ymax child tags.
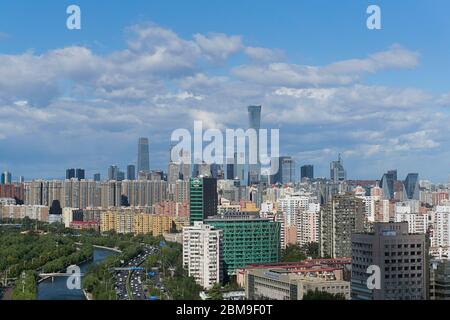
<box><xmin>137</xmin><ymin>137</ymin><xmax>150</xmax><ymax>174</ymax></box>
<box><xmin>93</xmin><ymin>173</ymin><xmax>101</xmax><ymax>182</ymax></box>
<box><xmin>127</xmin><ymin>165</ymin><xmax>136</xmax><ymax>181</ymax></box>
<box><xmin>271</xmin><ymin>157</ymin><xmax>296</xmax><ymax>184</ymax></box>
<box><xmin>108</xmin><ymin>165</ymin><xmax>119</xmax><ymax>181</ymax></box>
<box><xmin>1</xmin><ymin>171</ymin><xmax>12</xmax><ymax>184</ymax></box>
<box><xmin>248</xmin><ymin>105</ymin><xmax>262</xmax><ymax>185</ymax></box>
<box><xmin>66</xmin><ymin>169</ymin><xmax>84</xmax><ymax>181</ymax></box>
<box><xmin>330</xmin><ymin>155</ymin><xmax>346</xmax><ymax>182</ymax></box>
<box><xmin>351</xmin><ymin>222</ymin><xmax>428</xmax><ymax>300</ymax></box>
<box><xmin>403</xmin><ymin>173</ymin><xmax>420</xmax><ymax>200</ymax></box>
<box><xmin>300</xmin><ymin>165</ymin><xmax>314</xmax><ymax>181</ymax></box>
<box><xmin>380</xmin><ymin>170</ymin><xmax>397</xmax><ymax>200</ymax></box>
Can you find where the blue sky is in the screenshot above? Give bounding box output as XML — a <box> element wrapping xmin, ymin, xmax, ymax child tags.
<box><xmin>0</xmin><ymin>0</ymin><xmax>449</xmax><ymax>182</ymax></box>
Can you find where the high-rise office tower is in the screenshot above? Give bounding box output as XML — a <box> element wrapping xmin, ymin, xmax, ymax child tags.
<box><xmin>180</xmin><ymin>149</ymin><xmax>191</xmax><ymax>181</ymax></box>
<box><xmin>93</xmin><ymin>173</ymin><xmax>101</xmax><ymax>182</ymax></box>
<box><xmin>117</xmin><ymin>171</ymin><xmax>125</xmax><ymax>181</ymax></box>
<box><xmin>226</xmin><ymin>157</ymin><xmax>235</xmax><ymax>180</ymax></box>
<box><xmin>271</xmin><ymin>156</ymin><xmax>295</xmax><ymax>184</ymax></box>
<box><xmin>108</xmin><ymin>165</ymin><xmax>119</xmax><ymax>181</ymax></box>
<box><xmin>76</xmin><ymin>169</ymin><xmax>85</xmax><ymax>180</ymax></box>
<box><xmin>182</xmin><ymin>222</ymin><xmax>223</xmax><ymax>289</ymax></box>
<box><xmin>380</xmin><ymin>170</ymin><xmax>397</xmax><ymax>200</ymax></box>
<box><xmin>301</xmin><ymin>165</ymin><xmax>314</xmax><ymax>181</ymax></box>
<box><xmin>351</xmin><ymin>222</ymin><xmax>428</xmax><ymax>300</ymax></box>
<box><xmin>66</xmin><ymin>168</ymin><xmax>84</xmax><ymax>181</ymax></box>
<box><xmin>403</xmin><ymin>173</ymin><xmax>420</xmax><ymax>200</ymax></box>
<box><xmin>189</xmin><ymin>177</ymin><xmax>218</xmax><ymax>225</ymax></box>
<box><xmin>248</xmin><ymin>105</ymin><xmax>262</xmax><ymax>185</ymax></box>
<box><xmin>66</xmin><ymin>168</ymin><xmax>75</xmax><ymax>180</ymax></box>
<box><xmin>168</xmin><ymin>162</ymin><xmax>181</xmax><ymax>185</ymax></box>
<box><xmin>137</xmin><ymin>137</ymin><xmax>150</xmax><ymax>174</ymax></box>
<box><xmin>319</xmin><ymin>193</ymin><xmax>365</xmax><ymax>258</ymax></box>
<box><xmin>1</xmin><ymin>171</ymin><xmax>12</xmax><ymax>184</ymax></box>
<box><xmin>127</xmin><ymin>165</ymin><xmax>136</xmax><ymax>181</ymax></box>
<box><xmin>330</xmin><ymin>154</ymin><xmax>347</xmax><ymax>182</ymax></box>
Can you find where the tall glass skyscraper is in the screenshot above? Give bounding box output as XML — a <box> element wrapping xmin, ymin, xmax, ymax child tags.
<box><xmin>137</xmin><ymin>137</ymin><xmax>150</xmax><ymax>174</ymax></box>
<box><xmin>248</xmin><ymin>105</ymin><xmax>262</xmax><ymax>185</ymax></box>
<box><xmin>380</xmin><ymin>169</ymin><xmax>397</xmax><ymax>200</ymax></box>
<box><xmin>330</xmin><ymin>154</ymin><xmax>346</xmax><ymax>182</ymax></box>
<box><xmin>301</xmin><ymin>165</ymin><xmax>314</xmax><ymax>180</ymax></box>
<box><xmin>403</xmin><ymin>173</ymin><xmax>420</xmax><ymax>200</ymax></box>
<box><xmin>127</xmin><ymin>165</ymin><xmax>136</xmax><ymax>180</ymax></box>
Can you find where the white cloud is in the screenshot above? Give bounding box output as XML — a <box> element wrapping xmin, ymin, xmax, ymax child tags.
<box><xmin>233</xmin><ymin>46</ymin><xmax>419</xmax><ymax>88</ymax></box>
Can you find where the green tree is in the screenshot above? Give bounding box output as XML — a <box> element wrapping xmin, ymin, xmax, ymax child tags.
<box><xmin>302</xmin><ymin>289</ymin><xmax>346</xmax><ymax>300</ymax></box>
<box><xmin>281</xmin><ymin>244</ymin><xmax>307</xmax><ymax>262</ymax></box>
<box><xmin>208</xmin><ymin>283</ymin><xmax>223</xmax><ymax>300</ymax></box>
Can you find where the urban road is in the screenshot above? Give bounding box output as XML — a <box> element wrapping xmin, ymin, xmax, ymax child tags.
<box><xmin>114</xmin><ymin>245</ymin><xmax>158</xmax><ymax>300</ymax></box>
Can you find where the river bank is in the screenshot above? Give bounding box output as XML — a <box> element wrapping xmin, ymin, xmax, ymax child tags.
<box><xmin>37</xmin><ymin>248</ymin><xmax>119</xmax><ymax>300</ymax></box>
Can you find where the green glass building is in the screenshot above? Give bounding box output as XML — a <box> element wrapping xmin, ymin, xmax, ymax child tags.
<box><xmin>189</xmin><ymin>177</ymin><xmax>218</xmax><ymax>225</ymax></box>
<box><xmin>205</xmin><ymin>215</ymin><xmax>281</xmax><ymax>277</ymax></box>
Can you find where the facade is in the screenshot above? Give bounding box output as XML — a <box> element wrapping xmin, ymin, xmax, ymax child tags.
<box><xmin>182</xmin><ymin>222</ymin><xmax>223</xmax><ymax>289</ymax></box>
<box><xmin>137</xmin><ymin>137</ymin><xmax>150</xmax><ymax>174</ymax></box>
<box><xmin>247</xmin><ymin>105</ymin><xmax>262</xmax><ymax>185</ymax></box>
<box><xmin>301</xmin><ymin>165</ymin><xmax>314</xmax><ymax>181</ymax></box>
<box><xmin>330</xmin><ymin>155</ymin><xmax>346</xmax><ymax>182</ymax></box>
<box><xmin>319</xmin><ymin>193</ymin><xmax>365</xmax><ymax>258</ymax></box>
<box><xmin>127</xmin><ymin>165</ymin><xmax>136</xmax><ymax>181</ymax></box>
<box><xmin>380</xmin><ymin>170</ymin><xmax>397</xmax><ymax>200</ymax></box>
<box><xmin>0</xmin><ymin>204</ymin><xmax>49</xmax><ymax>222</ymax></box>
<box><xmin>403</xmin><ymin>173</ymin><xmax>420</xmax><ymax>200</ymax></box>
<box><xmin>205</xmin><ymin>214</ymin><xmax>280</xmax><ymax>277</ymax></box>
<box><xmin>100</xmin><ymin>211</ymin><xmax>177</xmax><ymax>235</ymax></box>
<box><xmin>430</xmin><ymin>259</ymin><xmax>450</xmax><ymax>300</ymax></box>
<box><xmin>189</xmin><ymin>177</ymin><xmax>218</xmax><ymax>225</ymax></box>
<box><xmin>243</xmin><ymin>259</ymin><xmax>351</xmax><ymax>300</ymax></box>
<box><xmin>351</xmin><ymin>222</ymin><xmax>429</xmax><ymax>300</ymax></box>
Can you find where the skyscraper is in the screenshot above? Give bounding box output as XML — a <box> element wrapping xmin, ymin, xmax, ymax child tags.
<box><xmin>380</xmin><ymin>170</ymin><xmax>397</xmax><ymax>200</ymax></box>
<box><xmin>403</xmin><ymin>173</ymin><xmax>420</xmax><ymax>200</ymax></box>
<box><xmin>76</xmin><ymin>169</ymin><xmax>85</xmax><ymax>180</ymax></box>
<box><xmin>108</xmin><ymin>165</ymin><xmax>119</xmax><ymax>181</ymax></box>
<box><xmin>248</xmin><ymin>105</ymin><xmax>262</xmax><ymax>185</ymax></box>
<box><xmin>330</xmin><ymin>154</ymin><xmax>346</xmax><ymax>182</ymax></box>
<box><xmin>127</xmin><ymin>165</ymin><xmax>136</xmax><ymax>181</ymax></box>
<box><xmin>66</xmin><ymin>168</ymin><xmax>75</xmax><ymax>180</ymax></box>
<box><xmin>189</xmin><ymin>177</ymin><xmax>218</xmax><ymax>225</ymax></box>
<box><xmin>137</xmin><ymin>137</ymin><xmax>150</xmax><ymax>174</ymax></box>
<box><xmin>301</xmin><ymin>165</ymin><xmax>314</xmax><ymax>180</ymax></box>
<box><xmin>93</xmin><ymin>173</ymin><xmax>101</xmax><ymax>182</ymax></box>
<box><xmin>1</xmin><ymin>171</ymin><xmax>12</xmax><ymax>184</ymax></box>
<box><xmin>271</xmin><ymin>156</ymin><xmax>295</xmax><ymax>184</ymax></box>
<box><xmin>168</xmin><ymin>162</ymin><xmax>181</xmax><ymax>184</ymax></box>
<box><xmin>66</xmin><ymin>168</ymin><xmax>84</xmax><ymax>181</ymax></box>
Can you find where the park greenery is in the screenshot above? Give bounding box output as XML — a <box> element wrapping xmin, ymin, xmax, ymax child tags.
<box><xmin>11</xmin><ymin>271</ymin><xmax>37</xmax><ymax>300</ymax></box>
<box><xmin>281</xmin><ymin>242</ymin><xmax>321</xmax><ymax>262</ymax></box>
<box><xmin>302</xmin><ymin>289</ymin><xmax>346</xmax><ymax>300</ymax></box>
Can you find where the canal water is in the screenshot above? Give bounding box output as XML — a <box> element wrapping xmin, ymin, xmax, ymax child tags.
<box><xmin>37</xmin><ymin>248</ymin><xmax>118</xmax><ymax>300</ymax></box>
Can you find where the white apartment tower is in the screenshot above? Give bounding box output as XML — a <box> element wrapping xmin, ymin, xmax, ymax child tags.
<box><xmin>182</xmin><ymin>222</ymin><xmax>223</xmax><ymax>289</ymax></box>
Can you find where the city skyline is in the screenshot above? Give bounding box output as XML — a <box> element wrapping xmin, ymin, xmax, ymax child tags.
<box><xmin>0</xmin><ymin>1</ymin><xmax>450</xmax><ymax>181</ymax></box>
